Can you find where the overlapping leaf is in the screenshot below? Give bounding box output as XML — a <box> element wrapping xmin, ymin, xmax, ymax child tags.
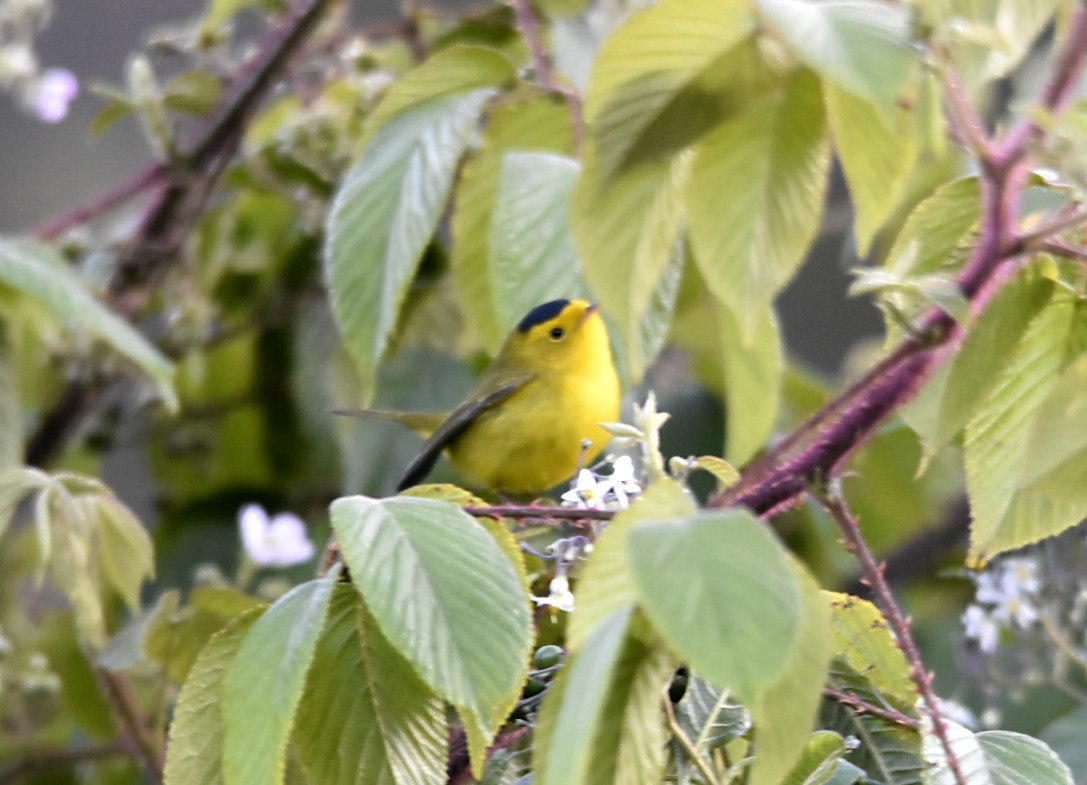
<box><xmin>0</xmin><ymin>237</ymin><xmax>176</xmax><ymax>410</ymax></box>
<box><xmin>329</xmin><ymin>495</ymin><xmax>532</xmax><ymax>768</ymax></box>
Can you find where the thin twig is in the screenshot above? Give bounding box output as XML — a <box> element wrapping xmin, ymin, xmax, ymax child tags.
<box><xmin>1013</xmin><ymin>210</ymin><xmax>1087</xmax><ymax>253</ymax></box>
<box><xmin>33</xmin><ymin>165</ymin><xmax>167</xmax><ymax>240</ymax></box>
<box><xmin>96</xmin><ymin>670</ymin><xmax>164</xmax><ymax>783</ymax></box>
<box><xmin>1040</xmin><ymin>240</ymin><xmax>1087</xmax><ymax>264</ymax></box>
<box><xmin>465</xmin><ymin>504</ymin><xmax>615</xmax><ymax>522</ymax></box>
<box><xmin>509</xmin><ymin>0</ymin><xmax>584</xmax><ymax>148</ymax></box>
<box><xmin>662</xmin><ymin>688</ymin><xmax>721</xmax><ymax>785</ymax></box>
<box><xmin>940</xmin><ymin>60</ymin><xmax>991</xmax><ymax>163</ymax></box>
<box><xmin>823</xmin><ymin>686</ymin><xmax>921</xmax><ymax>729</ymax></box>
<box><xmin>816</xmin><ymin>484</ymin><xmax>967</xmax><ymax>785</ymax></box>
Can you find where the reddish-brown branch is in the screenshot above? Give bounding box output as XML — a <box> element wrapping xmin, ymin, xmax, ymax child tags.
<box><xmin>0</xmin><ymin>742</ymin><xmax>131</xmax><ymax>785</ymax></box>
<box><xmin>823</xmin><ymin>686</ymin><xmax>921</xmax><ymax>730</ymax></box>
<box><xmin>818</xmin><ymin>486</ymin><xmax>966</xmax><ymax>785</ymax></box>
<box><xmin>33</xmin><ymin>165</ymin><xmax>167</xmax><ymax>240</ymax></box>
<box><xmin>509</xmin><ymin>0</ymin><xmax>584</xmax><ymax>149</ymax></box>
<box><xmin>712</xmin><ymin>1</ymin><xmax>1087</xmax><ymax>517</ymax></box>
<box><xmin>97</xmin><ymin>670</ymin><xmax>164</xmax><ymax>784</ymax></box>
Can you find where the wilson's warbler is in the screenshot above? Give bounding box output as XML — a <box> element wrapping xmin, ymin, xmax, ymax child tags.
<box><xmin>339</xmin><ymin>299</ymin><xmax>620</xmax><ymax>495</ymax></box>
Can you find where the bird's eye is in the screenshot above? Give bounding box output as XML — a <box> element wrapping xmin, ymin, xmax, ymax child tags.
<box><xmin>550</xmin><ymin>326</ymin><xmax>565</xmax><ymax>340</ymax></box>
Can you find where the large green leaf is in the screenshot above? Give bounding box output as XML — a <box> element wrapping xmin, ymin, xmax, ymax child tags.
<box><xmin>964</xmin><ymin>295</ymin><xmax>1083</xmax><ymax>563</ymax></box>
<box><xmin>627</xmin><ymin>507</ymin><xmax>802</xmax><ymax>697</ymax></box>
<box><xmin>0</xmin><ymin>237</ymin><xmax>176</xmax><ymax>410</ymax></box>
<box><xmin>825</xmin><ymin>85</ymin><xmax>919</xmax><ymax>256</ymax></box>
<box><xmin>1040</xmin><ymin>705</ymin><xmax>1087</xmax><ymax>785</ymax></box>
<box><xmin>747</xmin><ymin>560</ymin><xmax>833</xmax><ymax>785</ymax></box>
<box><xmin>687</xmin><ymin>69</ymin><xmax>830</xmax><ymax>327</ymax></box>
<box><xmin>718</xmin><ymin>302</ymin><xmax>783</xmax><ymax>464</ymax></box>
<box><xmin>825</xmin><ymin>592</ymin><xmax>914</xmax><ymax>710</ymax></box>
<box><xmin>582</xmin><ymin>0</ymin><xmax>757</xmax><ymax>180</ymax></box>
<box><xmin>536</xmin><ymin>608</ymin><xmax>674</xmax><ymax>785</ymax></box>
<box><xmin>568</xmin><ymin>477</ymin><xmax>695</xmax><ymax>652</ymax></box>
<box><xmin>365</xmin><ymin>45</ymin><xmax>515</xmax><ymax>133</ymax></box>
<box><xmin>758</xmin><ymin>0</ymin><xmax>917</xmax><ymax>105</ymax></box>
<box><xmin>822</xmin><ymin>689</ymin><xmax>922</xmax><ymax>785</ymax></box>
<box><xmin>923</xmin><ymin>722</ymin><xmax>1074</xmax><ymax>785</ymax></box>
<box><xmin>451</xmin><ymin>96</ymin><xmax>574</xmax><ymax>352</ymax></box>
<box><xmin>223</xmin><ymin>574</ymin><xmax>338</xmax><ymax>785</ymax></box>
<box><xmin>919</xmin><ymin>263</ymin><xmax>1055</xmax><ymax>461</ymax></box>
<box><xmin>673</xmin><ymin>675</ymin><xmax>750</xmax><ymax>760</ymax></box>
<box><xmin>490</xmin><ymin>153</ymin><xmax>589</xmax><ymax>335</ymax></box>
<box><xmin>164</xmin><ymin>610</ymin><xmax>262</xmax><ymax>785</ymax></box>
<box><xmin>573</xmin><ymin>142</ymin><xmax>690</xmax><ymax>380</ymax></box>
<box><xmin>329</xmin><ymin>495</ymin><xmax>532</xmax><ymax>752</ymax></box>
<box><xmin>324</xmin><ymin>90</ymin><xmax>493</xmax><ymax>399</ymax></box>
<box><xmin>92</xmin><ymin>494</ymin><xmax>154</xmax><ymax>613</ymax></box>
<box><xmin>293</xmin><ymin>586</ymin><xmax>446</xmax><ymax>785</ymax></box>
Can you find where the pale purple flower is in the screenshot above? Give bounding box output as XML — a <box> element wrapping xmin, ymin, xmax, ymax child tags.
<box><xmin>29</xmin><ymin>67</ymin><xmax>77</xmax><ymax>123</ymax></box>
<box><xmin>238</xmin><ymin>504</ymin><xmax>315</xmax><ymax>567</ymax></box>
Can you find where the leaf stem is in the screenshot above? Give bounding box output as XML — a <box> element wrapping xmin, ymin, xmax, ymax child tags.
<box><xmin>509</xmin><ymin>0</ymin><xmax>584</xmax><ymax>149</ymax></box>
<box><xmin>815</xmin><ymin>484</ymin><xmax>967</xmax><ymax>785</ymax></box>
<box><xmin>96</xmin><ymin>670</ymin><xmax>164</xmax><ymax>784</ymax></box>
<box><xmin>662</xmin><ymin>688</ymin><xmax>722</xmax><ymax>785</ymax></box>
<box><xmin>822</xmin><ymin>686</ymin><xmax>920</xmax><ymax>729</ymax></box>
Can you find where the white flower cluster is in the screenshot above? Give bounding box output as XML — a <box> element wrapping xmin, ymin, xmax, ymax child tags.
<box><xmin>962</xmin><ymin>557</ymin><xmax>1041</xmax><ymax>654</ymax></box>
<box><xmin>560</xmin><ymin>455</ymin><xmax>642</xmax><ymax>511</ymax></box>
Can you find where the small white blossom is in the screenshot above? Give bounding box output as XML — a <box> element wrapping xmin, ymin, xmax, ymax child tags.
<box><xmin>239</xmin><ymin>504</ymin><xmax>315</xmax><ymax>567</ymax></box>
<box><xmin>26</xmin><ymin>67</ymin><xmax>77</xmax><ymax>123</ymax></box>
<box><xmin>560</xmin><ymin>458</ymin><xmax>642</xmax><ymax>511</ymax></box>
<box><xmin>963</xmin><ymin>604</ymin><xmax>1000</xmax><ymax>653</ymax></box>
<box><xmin>972</xmin><ymin>557</ymin><xmax>1040</xmax><ymax>632</ymax></box>
<box><xmin>992</xmin><ymin>595</ymin><xmax>1039</xmax><ymax>630</ymax></box>
<box><xmin>533</xmin><ymin>576</ymin><xmax>575</xmax><ymax>612</ymax></box>
<box><xmin>561</xmin><ymin>469</ymin><xmax>605</xmax><ymax>509</ymax></box>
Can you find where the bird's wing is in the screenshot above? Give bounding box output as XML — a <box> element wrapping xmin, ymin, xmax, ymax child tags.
<box><xmin>397</xmin><ymin>372</ymin><xmax>534</xmax><ymax>491</ymax></box>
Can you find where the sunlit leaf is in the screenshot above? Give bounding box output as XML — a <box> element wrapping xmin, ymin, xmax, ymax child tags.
<box><xmin>922</xmin><ymin>721</ymin><xmax>1074</xmax><ymax>785</ymax></box>
<box><xmin>93</xmin><ymin>494</ymin><xmax>154</xmax><ymax>612</ymax></box>
<box><xmin>718</xmin><ymin>302</ymin><xmax>783</xmax><ymax>464</ymax></box>
<box><xmin>825</xmin><ymin>592</ymin><xmax>915</xmax><ymax>710</ymax></box>
<box><xmin>223</xmin><ymin>574</ymin><xmax>338</xmax><ymax>785</ymax></box>
<box><xmin>687</xmin><ymin>69</ymin><xmax>830</xmax><ymax>328</ymax></box>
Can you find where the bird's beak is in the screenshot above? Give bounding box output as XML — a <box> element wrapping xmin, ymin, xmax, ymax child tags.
<box><xmin>579</xmin><ymin>302</ymin><xmax>599</xmax><ymax>327</ymax></box>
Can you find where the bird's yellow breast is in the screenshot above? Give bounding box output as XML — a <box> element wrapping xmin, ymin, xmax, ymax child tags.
<box><xmin>446</xmin><ymin>345</ymin><xmax>620</xmax><ymax>495</ymax></box>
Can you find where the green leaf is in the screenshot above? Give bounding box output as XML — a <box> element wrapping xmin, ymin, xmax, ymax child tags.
<box><xmin>673</xmin><ymin>675</ymin><xmax>750</xmax><ymax>755</ymax></box>
<box><xmin>923</xmin><ymin>723</ymin><xmax>1074</xmax><ymax>785</ymax></box>
<box><xmin>825</xmin><ymin>592</ymin><xmax>915</xmax><ymax>710</ymax></box>
<box><xmin>0</xmin><ymin>237</ymin><xmax>176</xmax><ymax>410</ymax></box>
<box><xmin>884</xmin><ymin>177</ymin><xmax>980</xmax><ymax>279</ymax></box>
<box><xmin>822</xmin><ymin>672</ymin><xmax>923</xmax><ymax>785</ymax></box>
<box><xmin>826</xmin><ymin>85</ymin><xmax>919</xmax><ymax>256</ymax></box>
<box><xmin>781</xmin><ymin>731</ymin><xmax>848</xmax><ymax>785</ymax></box>
<box><xmin>687</xmin><ymin>69</ymin><xmax>830</xmax><ymax>327</ymax></box>
<box><xmin>758</xmin><ymin>0</ymin><xmax>917</xmax><ymax>105</ymax></box>
<box><xmin>366</xmin><ymin>46</ymin><xmax>515</xmax><ymax>134</ymax></box>
<box><xmin>451</xmin><ymin>96</ymin><xmax>574</xmax><ymax>351</ymax></box>
<box><xmin>329</xmin><ymin>496</ymin><xmax>532</xmax><ymax>756</ymax></box>
<box><xmin>164</xmin><ymin>610</ymin><xmax>262</xmax><ymax>785</ymax></box>
<box><xmin>490</xmin><ymin>153</ymin><xmax>589</xmax><ymax>335</ymax></box>
<box><xmin>92</xmin><ymin>495</ymin><xmax>154</xmax><ymax>612</ymax></box>
<box><xmin>536</xmin><ymin>608</ymin><xmax>674</xmax><ymax>785</ymax></box>
<box><xmin>573</xmin><ymin>143</ymin><xmax>690</xmax><ymax>380</ymax></box>
<box><xmin>325</xmin><ymin>90</ymin><xmax>492</xmax><ymax>398</ymax></box>
<box><xmin>569</xmin><ymin>478</ymin><xmax>696</xmax><ymax>652</ymax></box>
<box><xmin>0</xmin><ymin>323</ymin><xmax>20</xmax><ymax>473</ymax></box>
<box><xmin>918</xmin><ymin>263</ymin><xmax>1055</xmax><ymax>461</ymax></box>
<box><xmin>583</xmin><ymin>0</ymin><xmax>757</xmax><ymax>180</ymax></box>
<box><xmin>718</xmin><ymin>302</ymin><xmax>783</xmax><ymax>464</ymax></box>
<box><xmin>223</xmin><ymin>573</ymin><xmax>338</xmax><ymax>785</ymax></box>
<box><xmin>163</xmin><ymin>72</ymin><xmax>222</xmax><ymax>115</ymax></box>
<box><xmin>627</xmin><ymin>507</ymin><xmax>801</xmax><ymax>697</ymax></box>
<box><xmin>1040</xmin><ymin>705</ymin><xmax>1087</xmax><ymax>785</ymax></box>
<box><xmin>964</xmin><ymin>295</ymin><xmax>1082</xmax><ymax>563</ymax></box>
<box><xmin>747</xmin><ymin>559</ymin><xmax>832</xmax><ymax>785</ymax></box>
<box><xmin>293</xmin><ymin>586</ymin><xmax>447</xmax><ymax>785</ymax></box>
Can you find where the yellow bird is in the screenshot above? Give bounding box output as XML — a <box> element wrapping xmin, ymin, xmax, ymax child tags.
<box><xmin>340</xmin><ymin>299</ymin><xmax>620</xmax><ymax>496</ymax></box>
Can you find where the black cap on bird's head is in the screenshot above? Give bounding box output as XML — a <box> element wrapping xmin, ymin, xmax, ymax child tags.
<box><xmin>517</xmin><ymin>299</ymin><xmax>570</xmax><ymax>333</ymax></box>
